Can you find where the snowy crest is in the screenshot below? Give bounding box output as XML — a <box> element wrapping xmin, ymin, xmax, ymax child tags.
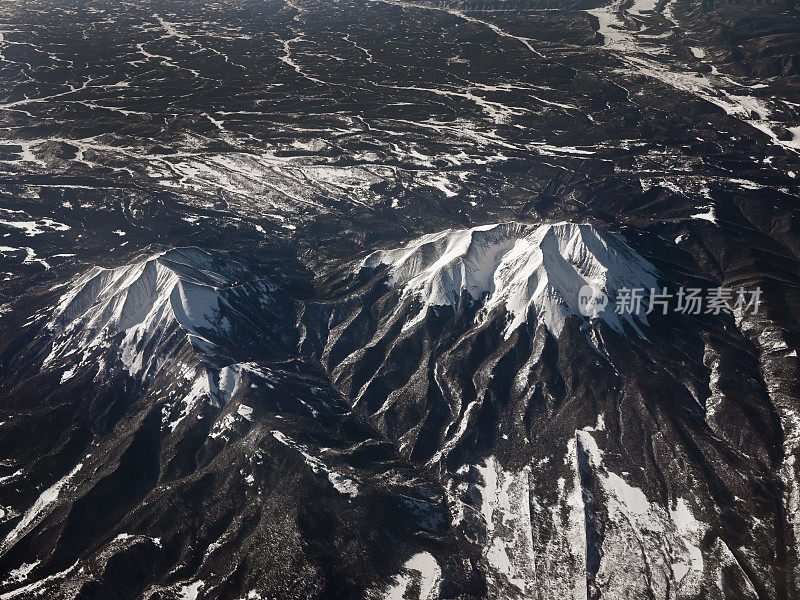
<box><xmin>362</xmin><ymin>222</ymin><xmax>659</xmax><ymax>337</ymax></box>
<box><xmin>45</xmin><ymin>248</ymin><xmax>277</xmax><ymax>379</ymax></box>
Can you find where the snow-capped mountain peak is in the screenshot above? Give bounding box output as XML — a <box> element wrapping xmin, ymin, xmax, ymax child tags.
<box><xmin>45</xmin><ymin>247</ymin><xmax>278</xmax><ymax>380</ymax></box>
<box><xmin>362</xmin><ymin>222</ymin><xmax>659</xmax><ymax>337</ymax></box>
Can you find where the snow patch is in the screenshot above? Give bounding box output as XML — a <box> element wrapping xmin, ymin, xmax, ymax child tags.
<box><xmin>384</xmin><ymin>552</ymin><xmax>441</xmax><ymax>600</ymax></box>
<box><xmin>236</xmin><ymin>404</ymin><xmax>253</xmax><ymax>421</ymax></box>
<box><xmin>575</xmin><ymin>429</ymin><xmax>706</xmax><ymax>596</ymax></box>
<box><xmin>689</xmin><ymin>47</ymin><xmax>705</xmax><ymax>59</ymax></box>
<box><xmin>271</xmin><ymin>431</ymin><xmax>360</xmax><ymax>497</ymax></box>
<box><xmin>690</xmin><ymin>206</ymin><xmax>718</xmax><ymax>225</ymax></box>
<box><xmin>0</xmin><ymin>462</ymin><xmax>83</xmax><ymax>557</ymax></box>
<box><xmin>176</xmin><ymin>580</ymin><xmax>204</xmax><ymax>600</ymax></box>
<box><xmin>3</xmin><ymin>561</ymin><xmax>40</xmax><ymax>586</ymax></box>
<box><xmin>473</xmin><ymin>457</ymin><xmax>536</xmax><ymax>594</ymax></box>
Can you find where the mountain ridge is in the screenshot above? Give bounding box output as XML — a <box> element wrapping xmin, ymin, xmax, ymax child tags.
<box><xmin>362</xmin><ymin>221</ymin><xmax>660</xmax><ymax>338</ymax></box>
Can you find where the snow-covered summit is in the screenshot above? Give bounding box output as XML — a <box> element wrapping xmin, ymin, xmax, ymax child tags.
<box><xmin>362</xmin><ymin>222</ymin><xmax>659</xmax><ymax>337</ymax></box>
<box><xmin>45</xmin><ymin>247</ymin><xmax>278</xmax><ymax>379</ymax></box>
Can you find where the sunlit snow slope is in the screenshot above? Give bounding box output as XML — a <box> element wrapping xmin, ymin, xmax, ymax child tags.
<box><xmin>362</xmin><ymin>222</ymin><xmax>659</xmax><ymax>337</ymax></box>
<box><xmin>44</xmin><ymin>247</ymin><xmax>288</xmax><ymax>380</ymax></box>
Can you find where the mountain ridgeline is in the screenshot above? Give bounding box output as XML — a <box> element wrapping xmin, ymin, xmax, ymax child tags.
<box><xmin>0</xmin><ymin>221</ymin><xmax>793</xmax><ymax>599</ymax></box>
